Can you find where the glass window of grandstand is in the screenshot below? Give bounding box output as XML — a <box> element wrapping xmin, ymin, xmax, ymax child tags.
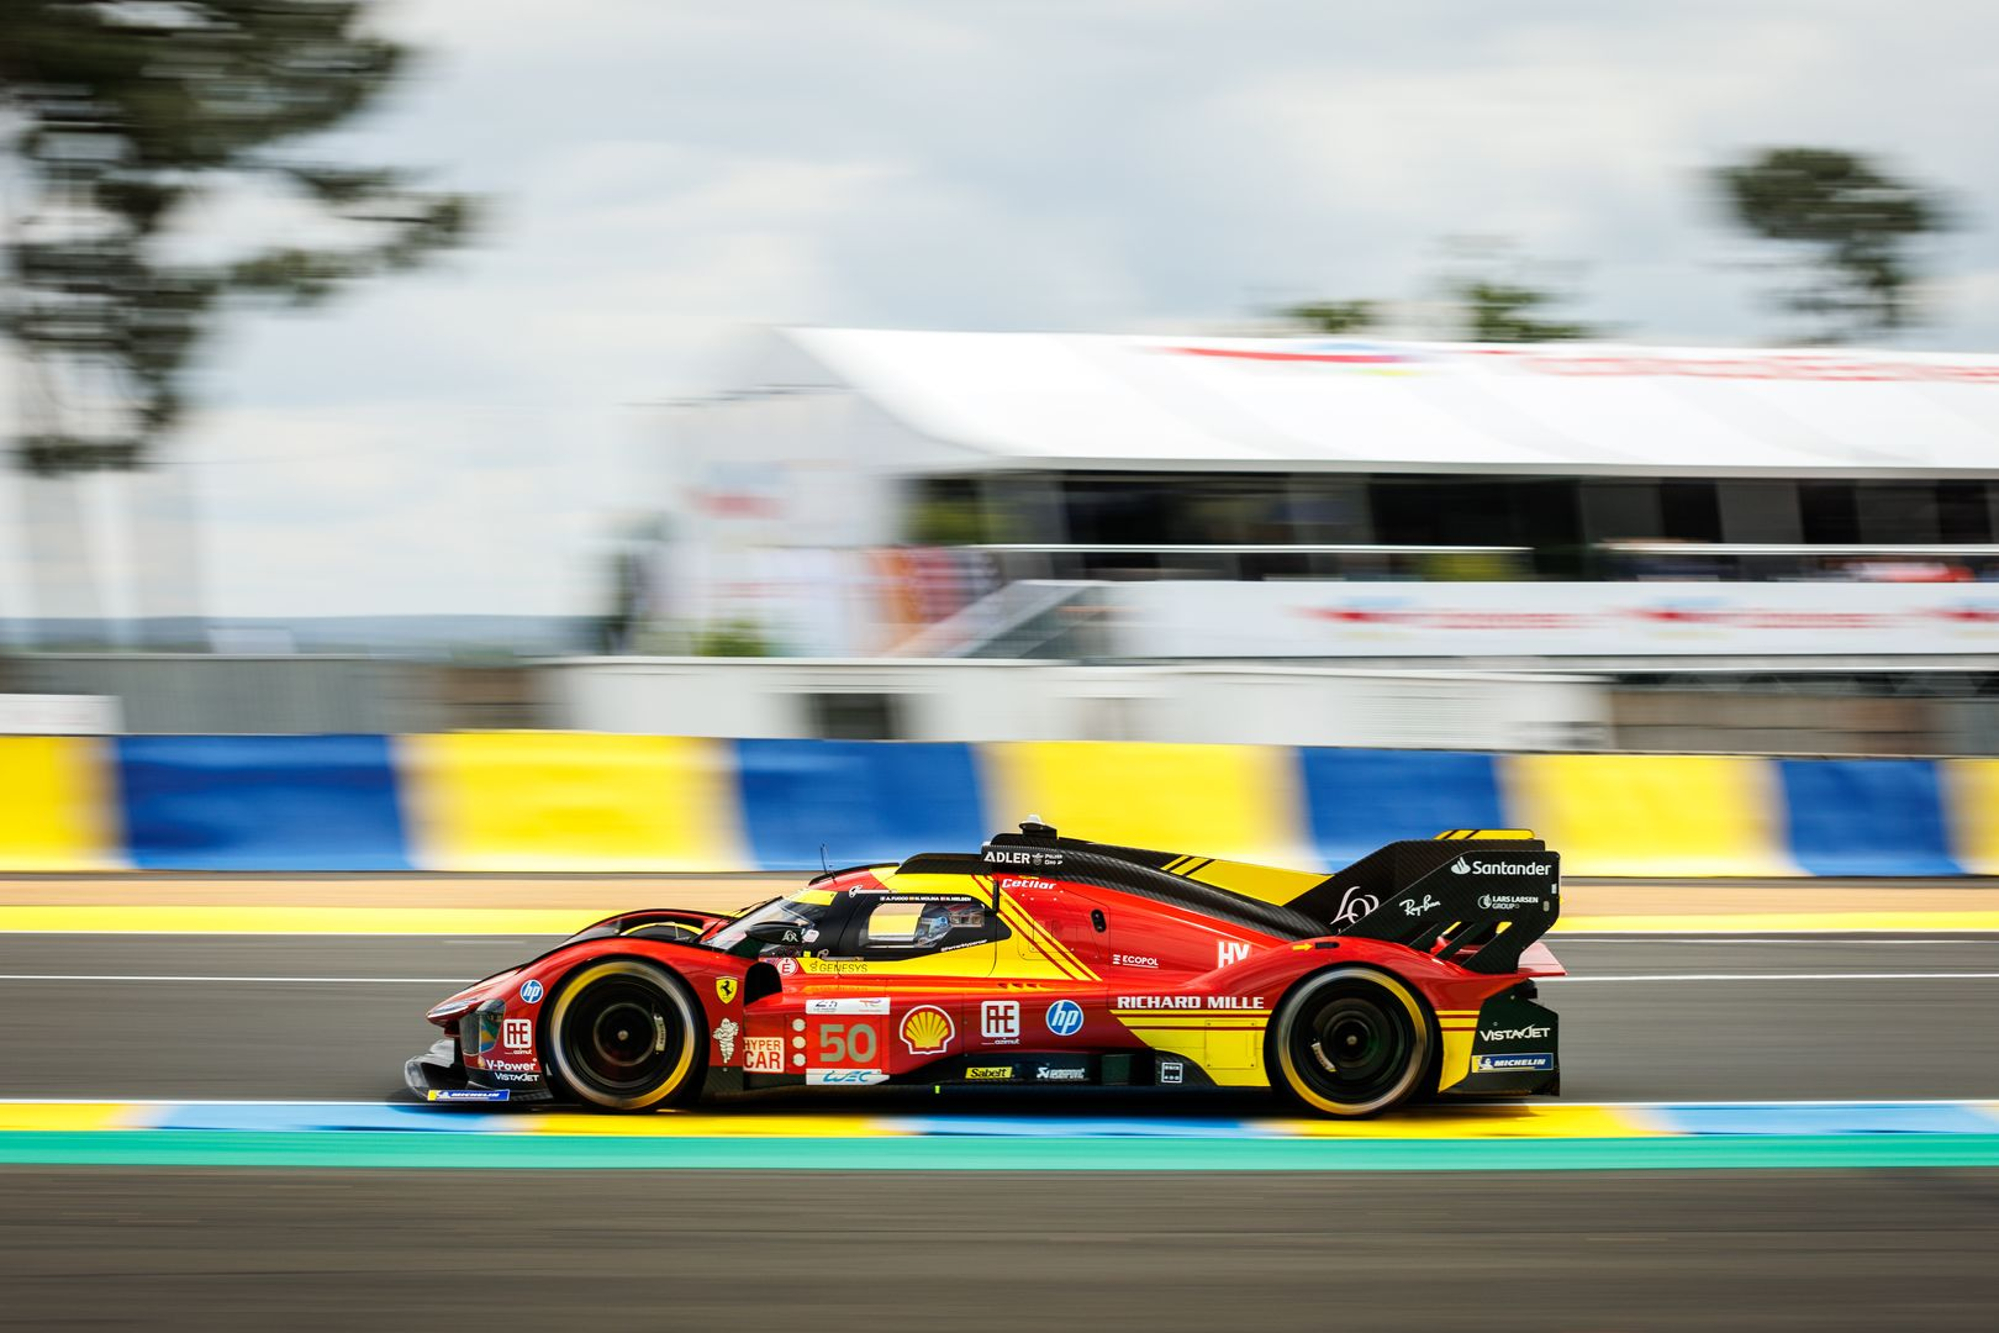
<box><xmin>1365</xmin><ymin>475</ymin><xmax>1563</xmax><ymax>579</ymax></box>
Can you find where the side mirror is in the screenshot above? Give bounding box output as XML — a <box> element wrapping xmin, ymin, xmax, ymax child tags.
<box><xmin>745</xmin><ymin>921</ymin><xmax>806</xmax><ymax>947</ymax></box>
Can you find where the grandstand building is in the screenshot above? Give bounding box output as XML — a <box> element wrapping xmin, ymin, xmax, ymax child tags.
<box><xmin>661</xmin><ymin>329</ymin><xmax>1999</xmax><ymax>660</ymax></box>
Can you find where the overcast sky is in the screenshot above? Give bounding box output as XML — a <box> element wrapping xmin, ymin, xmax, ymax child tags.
<box><xmin>6</xmin><ymin>0</ymin><xmax>1999</xmax><ymax>620</ymax></box>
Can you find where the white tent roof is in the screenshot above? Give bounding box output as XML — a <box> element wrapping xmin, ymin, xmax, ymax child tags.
<box><xmin>776</xmin><ymin>328</ymin><xmax>1999</xmax><ymax>478</ymax></box>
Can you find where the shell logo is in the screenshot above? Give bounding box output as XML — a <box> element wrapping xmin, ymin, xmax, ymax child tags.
<box><xmin>898</xmin><ymin>1004</ymin><xmax>956</xmax><ymax>1056</ymax></box>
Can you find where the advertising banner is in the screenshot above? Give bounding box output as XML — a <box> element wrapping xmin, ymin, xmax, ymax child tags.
<box><xmin>1114</xmin><ymin>581</ymin><xmax>1999</xmax><ymax>658</ymax></box>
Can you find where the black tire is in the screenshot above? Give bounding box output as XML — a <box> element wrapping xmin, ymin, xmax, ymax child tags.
<box><xmin>1267</xmin><ymin>967</ymin><xmax>1432</xmax><ymax>1117</ymax></box>
<box><xmin>545</xmin><ymin>959</ymin><xmax>705</xmax><ymax>1111</ymax></box>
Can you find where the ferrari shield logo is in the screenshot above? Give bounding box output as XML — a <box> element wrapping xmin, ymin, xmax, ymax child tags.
<box><xmin>715</xmin><ymin>977</ymin><xmax>740</xmax><ymax>1005</ymax></box>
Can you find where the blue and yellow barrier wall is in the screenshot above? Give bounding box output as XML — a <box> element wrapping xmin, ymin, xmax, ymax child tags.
<box><xmin>3</xmin><ymin>734</ymin><xmax>1997</xmax><ymax>876</ymax></box>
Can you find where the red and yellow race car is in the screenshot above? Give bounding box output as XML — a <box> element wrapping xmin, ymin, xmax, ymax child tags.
<box><xmin>407</xmin><ymin>822</ymin><xmax>1564</xmax><ymax>1117</ymax></box>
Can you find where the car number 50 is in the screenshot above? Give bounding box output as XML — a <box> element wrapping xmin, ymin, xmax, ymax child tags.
<box><xmin>815</xmin><ymin>1022</ymin><xmax>879</xmax><ymax>1065</ymax></box>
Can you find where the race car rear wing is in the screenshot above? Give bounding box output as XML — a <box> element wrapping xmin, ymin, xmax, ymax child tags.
<box><xmin>1293</xmin><ymin>835</ymin><xmax>1561</xmax><ymax>975</ymax></box>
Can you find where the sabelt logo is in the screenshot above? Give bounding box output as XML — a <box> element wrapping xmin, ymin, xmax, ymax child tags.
<box><xmin>1479</xmin><ymin>1025</ymin><xmax>1553</xmax><ymax>1042</ymax></box>
<box><xmin>965</xmin><ymin>1066</ymin><xmax>1014</xmax><ymax>1081</ymax></box>
<box><xmin>1453</xmin><ymin>857</ymin><xmax>1554</xmax><ymax>877</ymax></box>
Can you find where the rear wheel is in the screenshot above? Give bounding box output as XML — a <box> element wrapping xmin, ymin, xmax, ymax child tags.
<box><xmin>546</xmin><ymin>960</ymin><xmax>704</xmax><ymax>1111</ymax></box>
<box><xmin>1268</xmin><ymin>968</ymin><xmax>1431</xmax><ymax>1117</ymax></box>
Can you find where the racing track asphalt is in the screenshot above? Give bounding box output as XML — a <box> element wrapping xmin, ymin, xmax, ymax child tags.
<box><xmin>2</xmin><ymin>934</ymin><xmax>1997</xmax><ymax>1102</ymax></box>
<box><xmin>5</xmin><ymin>931</ymin><xmax>1999</xmax><ymax>1331</ymax></box>
<box><xmin>3</xmin><ymin>1167</ymin><xmax>1997</xmax><ymax>1331</ymax></box>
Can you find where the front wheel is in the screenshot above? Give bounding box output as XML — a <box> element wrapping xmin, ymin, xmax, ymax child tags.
<box><xmin>545</xmin><ymin>959</ymin><xmax>705</xmax><ymax>1111</ymax></box>
<box><xmin>1267</xmin><ymin>968</ymin><xmax>1432</xmax><ymax>1117</ymax></box>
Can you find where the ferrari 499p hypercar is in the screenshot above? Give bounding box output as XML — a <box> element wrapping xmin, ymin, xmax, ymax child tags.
<box><xmin>407</xmin><ymin>822</ymin><xmax>1564</xmax><ymax>1117</ymax></box>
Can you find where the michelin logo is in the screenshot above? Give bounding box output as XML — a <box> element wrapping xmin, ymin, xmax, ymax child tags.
<box><xmin>1452</xmin><ymin>857</ymin><xmax>1553</xmax><ymax>877</ymax></box>
<box><xmin>1472</xmin><ymin>1053</ymin><xmax>1555</xmax><ymax>1073</ymax></box>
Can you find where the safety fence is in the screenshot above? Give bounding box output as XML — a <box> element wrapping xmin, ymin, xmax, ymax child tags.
<box><xmin>1</xmin><ymin>733</ymin><xmax>1993</xmax><ymax>876</ymax></box>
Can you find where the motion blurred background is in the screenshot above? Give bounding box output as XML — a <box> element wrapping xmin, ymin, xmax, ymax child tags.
<box><xmin>6</xmin><ymin>1</ymin><xmax>1999</xmax><ymax>774</ymax></box>
<box><xmin>7</xmin><ymin>6</ymin><xmax>1999</xmax><ymax>1331</ymax></box>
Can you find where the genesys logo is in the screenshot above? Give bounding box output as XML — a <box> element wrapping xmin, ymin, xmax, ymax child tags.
<box><xmin>1479</xmin><ymin>1025</ymin><xmax>1553</xmax><ymax>1042</ymax></box>
<box><xmin>1451</xmin><ymin>857</ymin><xmax>1554</xmax><ymax>877</ymax></box>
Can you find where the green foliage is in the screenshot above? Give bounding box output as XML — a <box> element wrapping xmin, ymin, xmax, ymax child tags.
<box><xmin>1456</xmin><ymin>279</ymin><xmax>1598</xmax><ymax>343</ymax></box>
<box><xmin>1714</xmin><ymin>147</ymin><xmax>1950</xmax><ymax>342</ymax></box>
<box><xmin>692</xmin><ymin>620</ymin><xmax>773</xmax><ymax>658</ymax></box>
<box><xmin>1</xmin><ymin>1</ymin><xmax>478</xmax><ymax>475</ymax></box>
<box><xmin>1280</xmin><ymin>299</ymin><xmax>1377</xmax><ymax>334</ymax></box>
<box><xmin>906</xmin><ymin>496</ymin><xmax>989</xmax><ymax>546</ymax></box>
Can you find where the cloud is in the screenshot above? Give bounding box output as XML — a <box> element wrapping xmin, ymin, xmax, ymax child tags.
<box><xmin>13</xmin><ymin>1</ymin><xmax>1998</xmax><ymax>618</ymax></box>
